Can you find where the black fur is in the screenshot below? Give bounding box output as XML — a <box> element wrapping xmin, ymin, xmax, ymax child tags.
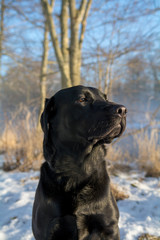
<box><xmin>32</xmin><ymin>85</ymin><xmax>127</xmax><ymax>240</ymax></box>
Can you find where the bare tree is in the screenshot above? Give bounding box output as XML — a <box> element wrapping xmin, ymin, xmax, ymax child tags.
<box><xmin>82</xmin><ymin>0</ymin><xmax>158</xmax><ymax>97</ymax></box>
<box><xmin>37</xmin><ymin>20</ymin><xmax>49</xmax><ymax>130</ymax></box>
<box><xmin>0</xmin><ymin>0</ymin><xmax>5</xmax><ymax>80</ymax></box>
<box><xmin>41</xmin><ymin>0</ymin><xmax>92</xmax><ymax>88</ymax></box>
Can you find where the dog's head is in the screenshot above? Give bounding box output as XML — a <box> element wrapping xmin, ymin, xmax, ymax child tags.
<box><xmin>41</xmin><ymin>85</ymin><xmax>127</xmax><ymax>162</ymax></box>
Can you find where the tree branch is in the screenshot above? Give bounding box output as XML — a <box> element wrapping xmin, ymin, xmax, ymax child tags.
<box><xmin>77</xmin><ymin>0</ymin><xmax>87</xmax><ymax>22</ymax></box>
<box><xmin>41</xmin><ymin>0</ymin><xmax>63</xmax><ymax>63</ymax></box>
<box><xmin>61</xmin><ymin>0</ymin><xmax>69</xmax><ymax>60</ymax></box>
<box><xmin>41</xmin><ymin>0</ymin><xmax>71</xmax><ymax>86</ymax></box>
<box><xmin>68</xmin><ymin>0</ymin><xmax>81</xmax><ymax>85</ymax></box>
<box><xmin>50</xmin><ymin>0</ymin><xmax>55</xmax><ymax>8</ymax></box>
<box><xmin>37</xmin><ymin>21</ymin><xmax>49</xmax><ymax>130</ymax></box>
<box><xmin>69</xmin><ymin>0</ymin><xmax>76</xmax><ymax>19</ymax></box>
<box><xmin>79</xmin><ymin>0</ymin><xmax>92</xmax><ymax>50</ymax></box>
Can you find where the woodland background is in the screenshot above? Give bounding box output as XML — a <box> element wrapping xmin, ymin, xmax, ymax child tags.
<box><xmin>0</xmin><ymin>0</ymin><xmax>160</xmax><ymax>175</ymax></box>
<box><xmin>0</xmin><ymin>1</ymin><xmax>160</xmax><ymax>239</ymax></box>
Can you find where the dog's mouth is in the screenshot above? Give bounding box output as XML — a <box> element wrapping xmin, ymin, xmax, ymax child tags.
<box><xmin>87</xmin><ymin>117</ymin><xmax>126</xmax><ymax>142</ymax></box>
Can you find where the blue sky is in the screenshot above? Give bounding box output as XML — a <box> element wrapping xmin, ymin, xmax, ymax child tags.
<box><xmin>1</xmin><ymin>0</ymin><xmax>160</xmax><ymax>79</ymax></box>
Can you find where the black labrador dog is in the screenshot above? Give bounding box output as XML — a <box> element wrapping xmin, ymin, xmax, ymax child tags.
<box><xmin>32</xmin><ymin>85</ymin><xmax>127</xmax><ymax>240</ymax></box>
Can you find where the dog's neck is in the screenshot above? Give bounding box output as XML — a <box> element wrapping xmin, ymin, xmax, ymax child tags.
<box><xmin>51</xmin><ymin>140</ymin><xmax>107</xmax><ymax>177</ymax></box>
<box><xmin>42</xmin><ymin>141</ymin><xmax>109</xmax><ymax>194</ymax></box>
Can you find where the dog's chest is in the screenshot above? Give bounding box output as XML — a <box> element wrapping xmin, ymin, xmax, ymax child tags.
<box><xmin>75</xmin><ymin>174</ymin><xmax>109</xmax><ymax>212</ymax></box>
<box><xmin>74</xmin><ymin>183</ymin><xmax>109</xmax><ymax>240</ymax></box>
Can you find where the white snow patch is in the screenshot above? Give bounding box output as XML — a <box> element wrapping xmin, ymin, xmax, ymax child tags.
<box><xmin>0</xmin><ymin>169</ymin><xmax>160</xmax><ymax>239</ymax></box>
<box><xmin>0</xmin><ymin>170</ymin><xmax>39</xmax><ymax>240</ymax></box>
<box><xmin>112</xmin><ymin>172</ymin><xmax>160</xmax><ymax>240</ymax></box>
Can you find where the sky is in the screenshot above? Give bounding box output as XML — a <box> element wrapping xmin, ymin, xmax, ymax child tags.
<box><xmin>1</xmin><ymin>0</ymin><xmax>160</xmax><ymax>78</ymax></box>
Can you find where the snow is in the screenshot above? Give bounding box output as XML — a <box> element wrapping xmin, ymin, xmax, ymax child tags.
<box><xmin>0</xmin><ymin>169</ymin><xmax>160</xmax><ymax>240</ymax></box>
<box><xmin>0</xmin><ymin>170</ymin><xmax>39</xmax><ymax>240</ymax></box>
<box><xmin>112</xmin><ymin>172</ymin><xmax>160</xmax><ymax>239</ymax></box>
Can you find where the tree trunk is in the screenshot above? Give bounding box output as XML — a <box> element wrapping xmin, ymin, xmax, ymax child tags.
<box><xmin>104</xmin><ymin>62</ymin><xmax>109</xmax><ymax>95</ymax></box>
<box><xmin>104</xmin><ymin>53</ymin><xmax>114</xmax><ymax>97</ymax></box>
<box><xmin>69</xmin><ymin>20</ymin><xmax>81</xmax><ymax>85</ymax></box>
<box><xmin>60</xmin><ymin>0</ymin><xmax>71</xmax><ymax>88</ymax></box>
<box><xmin>41</xmin><ymin>0</ymin><xmax>72</xmax><ymax>88</ymax></box>
<box><xmin>69</xmin><ymin>0</ymin><xmax>92</xmax><ymax>86</ymax></box>
<box><xmin>37</xmin><ymin>21</ymin><xmax>49</xmax><ymax>131</ymax></box>
<box><xmin>41</xmin><ymin>0</ymin><xmax>92</xmax><ymax>88</ymax></box>
<box><xmin>0</xmin><ymin>0</ymin><xmax>5</xmax><ymax>81</ymax></box>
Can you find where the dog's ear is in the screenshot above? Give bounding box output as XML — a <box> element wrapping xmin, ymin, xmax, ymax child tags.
<box><xmin>40</xmin><ymin>97</ymin><xmax>56</xmax><ymax>164</ymax></box>
<box><xmin>40</xmin><ymin>97</ymin><xmax>54</xmax><ymax>136</ymax></box>
<box><xmin>40</xmin><ymin>98</ymin><xmax>50</xmax><ymax>135</ymax></box>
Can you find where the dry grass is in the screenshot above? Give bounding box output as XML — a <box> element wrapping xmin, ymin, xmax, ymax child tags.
<box><xmin>106</xmin><ymin>144</ymin><xmax>123</xmax><ymax>162</ymax></box>
<box><xmin>106</xmin><ymin>124</ymin><xmax>160</xmax><ymax>178</ymax></box>
<box><xmin>0</xmin><ymin>106</ymin><xmax>43</xmax><ymax>171</ymax></box>
<box><xmin>138</xmin><ymin>233</ymin><xmax>160</xmax><ymax>240</ymax></box>
<box><xmin>106</xmin><ymin>143</ymin><xmax>132</xmax><ymax>176</ymax></box>
<box><xmin>106</xmin><ymin>144</ymin><xmax>131</xmax><ymax>164</ymax></box>
<box><xmin>111</xmin><ymin>183</ymin><xmax>129</xmax><ymax>201</ymax></box>
<box><xmin>134</xmin><ymin>128</ymin><xmax>160</xmax><ymax>177</ymax></box>
<box><xmin>0</xmin><ymin>106</ymin><xmax>159</xmax><ymax>176</ymax></box>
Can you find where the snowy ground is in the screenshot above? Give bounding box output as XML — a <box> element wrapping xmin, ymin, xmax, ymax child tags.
<box><xmin>0</xmin><ymin>169</ymin><xmax>160</xmax><ymax>240</ymax></box>
<box><xmin>112</xmin><ymin>172</ymin><xmax>160</xmax><ymax>239</ymax></box>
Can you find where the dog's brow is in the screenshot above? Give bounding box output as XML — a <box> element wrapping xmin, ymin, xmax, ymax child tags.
<box><xmin>84</xmin><ymin>91</ymin><xmax>93</xmax><ymax>99</ymax></box>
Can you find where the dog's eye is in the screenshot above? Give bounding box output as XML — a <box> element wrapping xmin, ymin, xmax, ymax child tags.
<box><xmin>79</xmin><ymin>98</ymin><xmax>87</xmax><ymax>103</ymax></box>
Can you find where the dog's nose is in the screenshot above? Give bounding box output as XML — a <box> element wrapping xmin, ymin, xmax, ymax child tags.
<box><xmin>116</xmin><ymin>106</ymin><xmax>127</xmax><ymax>116</ymax></box>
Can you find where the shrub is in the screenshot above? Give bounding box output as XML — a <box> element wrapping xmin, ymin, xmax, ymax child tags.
<box><xmin>134</xmin><ymin>127</ymin><xmax>160</xmax><ymax>177</ymax></box>
<box><xmin>0</xmin><ymin>106</ymin><xmax>43</xmax><ymax>171</ymax></box>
